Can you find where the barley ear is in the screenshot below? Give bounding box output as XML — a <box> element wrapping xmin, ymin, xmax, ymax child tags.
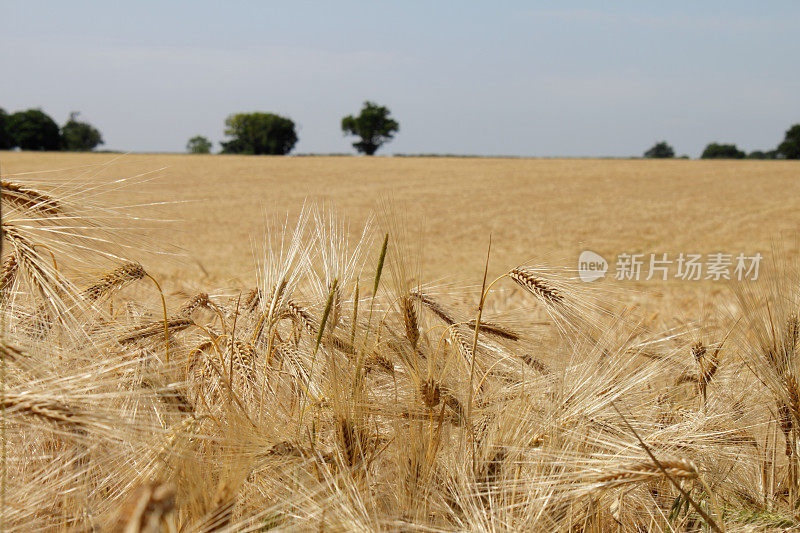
<box><xmin>373</xmin><ymin>233</ymin><xmax>389</xmax><ymax>297</ymax></box>
<box><xmin>401</xmin><ymin>295</ymin><xmax>420</xmax><ymax>348</ymax></box>
<box><xmin>509</xmin><ymin>267</ymin><xmax>564</xmax><ymax>305</ymax></box>
<box><xmin>1</xmin><ymin>180</ymin><xmax>62</xmax><ymax>215</ymax></box>
<box><xmin>83</xmin><ymin>262</ymin><xmax>147</xmax><ymax>301</ymax></box>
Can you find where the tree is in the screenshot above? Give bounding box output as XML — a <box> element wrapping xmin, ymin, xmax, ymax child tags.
<box><xmin>777</xmin><ymin>124</ymin><xmax>800</xmax><ymax>159</ymax></box>
<box><xmin>341</xmin><ymin>101</ymin><xmax>399</xmax><ymax>155</ymax></box>
<box><xmin>187</xmin><ymin>135</ymin><xmax>213</xmax><ymax>154</ymax></box>
<box><xmin>747</xmin><ymin>150</ymin><xmax>778</xmax><ymax>159</ymax></box>
<box><xmin>0</xmin><ymin>107</ymin><xmax>12</xmax><ymax>149</ymax></box>
<box><xmin>700</xmin><ymin>143</ymin><xmax>746</xmax><ymax>159</ymax></box>
<box><xmin>220</xmin><ymin>112</ymin><xmax>297</xmax><ymax>155</ymax></box>
<box><xmin>8</xmin><ymin>109</ymin><xmax>61</xmax><ymax>151</ymax></box>
<box><xmin>643</xmin><ymin>141</ymin><xmax>674</xmax><ymax>159</ymax></box>
<box><xmin>61</xmin><ymin>112</ymin><xmax>103</xmax><ymax>151</ymax></box>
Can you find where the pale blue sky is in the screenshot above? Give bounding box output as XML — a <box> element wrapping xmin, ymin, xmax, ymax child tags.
<box><xmin>3</xmin><ymin>1</ymin><xmax>798</xmax><ymax>156</ymax></box>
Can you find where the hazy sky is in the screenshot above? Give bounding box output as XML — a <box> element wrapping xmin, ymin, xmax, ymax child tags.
<box><xmin>3</xmin><ymin>1</ymin><xmax>799</xmax><ymax>157</ymax></box>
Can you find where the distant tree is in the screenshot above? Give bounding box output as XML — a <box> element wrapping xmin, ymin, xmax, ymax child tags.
<box><xmin>701</xmin><ymin>143</ymin><xmax>746</xmax><ymax>159</ymax></box>
<box><xmin>777</xmin><ymin>124</ymin><xmax>800</xmax><ymax>159</ymax></box>
<box><xmin>747</xmin><ymin>149</ymin><xmax>779</xmax><ymax>160</ymax></box>
<box><xmin>341</xmin><ymin>101</ymin><xmax>399</xmax><ymax>155</ymax></box>
<box><xmin>187</xmin><ymin>135</ymin><xmax>213</xmax><ymax>154</ymax></box>
<box><xmin>8</xmin><ymin>109</ymin><xmax>61</xmax><ymax>151</ymax></box>
<box><xmin>0</xmin><ymin>107</ymin><xmax>12</xmax><ymax>149</ymax></box>
<box><xmin>643</xmin><ymin>141</ymin><xmax>674</xmax><ymax>158</ymax></box>
<box><xmin>220</xmin><ymin>112</ymin><xmax>297</xmax><ymax>155</ymax></box>
<box><xmin>61</xmin><ymin>112</ymin><xmax>104</xmax><ymax>151</ymax></box>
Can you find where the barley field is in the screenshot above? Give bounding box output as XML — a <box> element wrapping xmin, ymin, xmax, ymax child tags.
<box><xmin>3</xmin><ymin>151</ymin><xmax>800</xmax><ymax>531</ymax></box>
<box><xmin>4</xmin><ymin>152</ymin><xmax>800</xmax><ymax>287</ymax></box>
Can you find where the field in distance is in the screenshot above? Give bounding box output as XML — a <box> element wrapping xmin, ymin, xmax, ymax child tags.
<box><xmin>3</xmin><ymin>151</ymin><xmax>799</xmax><ymax>299</ymax></box>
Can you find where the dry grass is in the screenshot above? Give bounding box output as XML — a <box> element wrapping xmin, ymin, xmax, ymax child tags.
<box><xmin>2</xmin><ymin>152</ymin><xmax>800</xmax><ymax>531</ymax></box>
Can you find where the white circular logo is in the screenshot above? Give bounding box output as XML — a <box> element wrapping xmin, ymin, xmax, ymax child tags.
<box><xmin>578</xmin><ymin>250</ymin><xmax>608</xmax><ymax>282</ymax></box>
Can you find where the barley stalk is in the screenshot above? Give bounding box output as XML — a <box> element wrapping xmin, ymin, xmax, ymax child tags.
<box><xmin>0</xmin><ymin>250</ymin><xmax>18</xmax><ymax>300</ymax></box>
<box><xmin>593</xmin><ymin>458</ymin><xmax>698</xmax><ymax>489</ymax></box>
<box><xmin>466</xmin><ymin>319</ymin><xmax>520</xmax><ymax>341</ymax></box>
<box><xmin>118</xmin><ymin>317</ymin><xmax>193</xmax><ymax>344</ymax></box>
<box><xmin>287</xmin><ymin>299</ymin><xmax>317</xmax><ymax>336</ymax></box>
<box><xmin>509</xmin><ymin>267</ymin><xmax>563</xmax><ymax>304</ymax></box>
<box><xmin>410</xmin><ymin>289</ymin><xmax>456</xmax><ymax>325</ymax></box>
<box><xmin>83</xmin><ymin>262</ymin><xmax>147</xmax><ymax>301</ymax></box>
<box><xmin>1</xmin><ymin>393</ymin><xmax>86</xmax><ymax>431</ymax></box>
<box><xmin>450</xmin><ymin>326</ymin><xmax>474</xmax><ymax>361</ymax></box>
<box><xmin>1</xmin><ymin>180</ymin><xmax>62</xmax><ymax>215</ymax></box>
<box><xmin>179</xmin><ymin>292</ymin><xmax>210</xmax><ymax>316</ymax></box>
<box><xmin>401</xmin><ymin>295</ymin><xmax>419</xmax><ymax>348</ymax></box>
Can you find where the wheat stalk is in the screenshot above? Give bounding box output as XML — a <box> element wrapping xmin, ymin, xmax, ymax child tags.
<box><xmin>3</xmin><ymin>225</ymin><xmax>75</xmax><ymax>307</ymax></box>
<box><xmin>410</xmin><ymin>289</ymin><xmax>456</xmax><ymax>324</ymax></box>
<box><xmin>401</xmin><ymin>295</ymin><xmax>420</xmax><ymax>348</ymax></box>
<box><xmin>83</xmin><ymin>262</ymin><xmax>147</xmax><ymax>301</ymax></box>
<box><xmin>329</xmin><ymin>281</ymin><xmax>341</xmax><ymax>330</ymax></box>
<box><xmin>592</xmin><ymin>458</ymin><xmax>698</xmax><ymax>489</ymax></box>
<box><xmin>450</xmin><ymin>326</ymin><xmax>474</xmax><ymax>361</ymax></box>
<box><xmin>179</xmin><ymin>292</ymin><xmax>210</xmax><ymax>316</ymax></box>
<box><xmin>1</xmin><ymin>180</ymin><xmax>62</xmax><ymax>215</ymax></box>
<box><xmin>364</xmin><ymin>352</ymin><xmax>394</xmax><ymax>373</ymax></box>
<box><xmin>287</xmin><ymin>299</ymin><xmax>356</xmax><ymax>353</ymax></box>
<box><xmin>242</xmin><ymin>288</ymin><xmax>261</xmax><ymax>314</ymax></box>
<box><xmin>1</xmin><ymin>392</ymin><xmax>86</xmax><ymax>431</ymax></box>
<box><xmin>0</xmin><ymin>250</ymin><xmax>18</xmax><ymax>300</ymax></box>
<box><xmin>520</xmin><ymin>353</ymin><xmax>550</xmax><ymax>374</ymax></box>
<box><xmin>786</xmin><ymin>374</ymin><xmax>800</xmax><ymax>426</ymax></box>
<box><xmin>118</xmin><ymin>317</ymin><xmax>193</xmax><ymax>344</ymax></box>
<box><xmin>466</xmin><ymin>319</ymin><xmax>520</xmax><ymax>341</ymax></box>
<box><xmin>412</xmin><ymin>288</ymin><xmax>520</xmax><ymax>342</ymax></box>
<box><xmin>509</xmin><ymin>267</ymin><xmax>563</xmax><ymax>304</ymax></box>
<box><xmin>286</xmin><ymin>299</ymin><xmax>317</xmax><ymax>335</ymax></box>
<box><xmin>786</xmin><ymin>314</ymin><xmax>799</xmax><ymax>354</ymax></box>
<box><xmin>420</xmin><ymin>379</ymin><xmax>441</xmax><ymax>408</ymax></box>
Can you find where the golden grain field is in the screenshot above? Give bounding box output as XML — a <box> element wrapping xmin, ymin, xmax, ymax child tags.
<box><xmin>4</xmin><ymin>152</ymin><xmax>799</xmax><ymax>289</ymax></box>
<box><xmin>4</xmin><ymin>151</ymin><xmax>800</xmax><ymax>531</ymax></box>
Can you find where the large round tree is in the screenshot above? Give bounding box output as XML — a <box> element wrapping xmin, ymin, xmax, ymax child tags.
<box><xmin>186</xmin><ymin>135</ymin><xmax>213</xmax><ymax>154</ymax></box>
<box><xmin>643</xmin><ymin>141</ymin><xmax>675</xmax><ymax>159</ymax></box>
<box><xmin>700</xmin><ymin>143</ymin><xmax>746</xmax><ymax>159</ymax></box>
<box><xmin>220</xmin><ymin>112</ymin><xmax>298</xmax><ymax>155</ymax></box>
<box><xmin>8</xmin><ymin>109</ymin><xmax>62</xmax><ymax>151</ymax></box>
<box><xmin>341</xmin><ymin>101</ymin><xmax>399</xmax><ymax>155</ymax></box>
<box><xmin>61</xmin><ymin>112</ymin><xmax>104</xmax><ymax>151</ymax></box>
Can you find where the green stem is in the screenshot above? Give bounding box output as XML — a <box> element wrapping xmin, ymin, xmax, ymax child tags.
<box><xmin>298</xmin><ymin>278</ymin><xmax>338</xmax><ymax>435</ymax></box>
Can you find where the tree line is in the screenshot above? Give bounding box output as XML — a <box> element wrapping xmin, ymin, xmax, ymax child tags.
<box><xmin>0</xmin><ymin>108</ymin><xmax>103</xmax><ymax>151</ymax></box>
<box><xmin>645</xmin><ymin>124</ymin><xmax>800</xmax><ymax>159</ymax></box>
<box><xmin>188</xmin><ymin>101</ymin><xmax>399</xmax><ymax>156</ymax></box>
<box><xmin>3</xmin><ymin>102</ymin><xmax>798</xmax><ymax>159</ymax></box>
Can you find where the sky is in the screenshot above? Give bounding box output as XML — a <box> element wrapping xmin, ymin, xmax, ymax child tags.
<box><xmin>2</xmin><ymin>1</ymin><xmax>799</xmax><ymax>157</ymax></box>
